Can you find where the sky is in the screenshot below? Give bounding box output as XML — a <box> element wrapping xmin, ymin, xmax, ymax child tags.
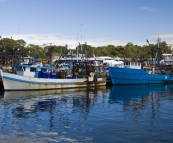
<box><xmin>0</xmin><ymin>0</ymin><xmax>173</xmax><ymax>49</ymax></box>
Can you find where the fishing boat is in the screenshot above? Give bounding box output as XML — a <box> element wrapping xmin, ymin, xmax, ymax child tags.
<box><xmin>109</xmin><ymin>65</ymin><xmax>173</xmax><ymax>85</ymax></box>
<box><xmin>0</xmin><ymin>63</ymin><xmax>106</xmax><ymax>91</ymax></box>
<box><xmin>109</xmin><ymin>38</ymin><xmax>173</xmax><ymax>85</ymax></box>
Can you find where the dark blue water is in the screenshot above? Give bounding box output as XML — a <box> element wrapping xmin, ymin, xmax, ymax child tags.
<box><xmin>0</xmin><ymin>85</ymin><xmax>173</xmax><ymax>143</ymax></box>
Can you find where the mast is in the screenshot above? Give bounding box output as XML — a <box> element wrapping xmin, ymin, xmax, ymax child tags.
<box><xmin>75</xmin><ymin>33</ymin><xmax>79</xmax><ymax>62</ymax></box>
<box><xmin>147</xmin><ymin>39</ymin><xmax>155</xmax><ymax>74</ymax></box>
<box><xmin>157</xmin><ymin>36</ymin><xmax>161</xmax><ymax>66</ymax></box>
<box><xmin>81</xmin><ymin>24</ymin><xmax>83</xmax><ymax>61</ymax></box>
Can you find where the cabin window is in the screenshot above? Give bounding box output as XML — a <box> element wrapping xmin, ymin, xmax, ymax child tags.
<box><xmin>125</xmin><ymin>62</ymin><xmax>129</xmax><ymax>65</ymax></box>
<box><xmin>135</xmin><ymin>63</ymin><xmax>137</xmax><ymax>66</ymax></box>
<box><xmin>131</xmin><ymin>62</ymin><xmax>134</xmax><ymax>66</ymax></box>
<box><xmin>30</xmin><ymin>68</ymin><xmax>36</xmax><ymax>72</ymax></box>
<box><xmin>23</xmin><ymin>67</ymin><xmax>26</xmax><ymax>71</ymax></box>
<box><xmin>138</xmin><ymin>63</ymin><xmax>140</xmax><ymax>66</ymax></box>
<box><xmin>16</xmin><ymin>67</ymin><xmax>23</xmax><ymax>71</ymax></box>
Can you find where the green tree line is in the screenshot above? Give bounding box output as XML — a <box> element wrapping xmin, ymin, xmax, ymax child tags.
<box><xmin>0</xmin><ymin>38</ymin><xmax>172</xmax><ymax>61</ymax></box>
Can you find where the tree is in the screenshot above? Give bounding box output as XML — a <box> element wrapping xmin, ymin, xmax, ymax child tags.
<box><xmin>126</xmin><ymin>42</ymin><xmax>134</xmax><ymax>47</ymax></box>
<box><xmin>25</xmin><ymin>44</ymin><xmax>46</xmax><ymax>59</ymax></box>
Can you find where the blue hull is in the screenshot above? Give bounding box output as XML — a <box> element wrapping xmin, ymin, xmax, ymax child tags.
<box><xmin>109</xmin><ymin>67</ymin><xmax>173</xmax><ymax>85</ymax></box>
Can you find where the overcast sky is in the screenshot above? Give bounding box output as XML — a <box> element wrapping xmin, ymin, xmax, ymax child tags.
<box><xmin>1</xmin><ymin>0</ymin><xmax>173</xmax><ymax>49</ymax></box>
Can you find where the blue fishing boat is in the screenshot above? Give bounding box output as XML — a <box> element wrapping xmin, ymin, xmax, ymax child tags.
<box><xmin>109</xmin><ymin>37</ymin><xmax>173</xmax><ymax>85</ymax></box>
<box><xmin>109</xmin><ymin>66</ymin><xmax>173</xmax><ymax>85</ymax></box>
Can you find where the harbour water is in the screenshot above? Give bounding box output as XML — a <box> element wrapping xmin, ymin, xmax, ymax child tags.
<box><xmin>0</xmin><ymin>84</ymin><xmax>173</xmax><ymax>143</ymax></box>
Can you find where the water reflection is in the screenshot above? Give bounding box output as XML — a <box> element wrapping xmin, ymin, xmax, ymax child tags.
<box><xmin>0</xmin><ymin>87</ymin><xmax>109</xmax><ymax>142</ymax></box>
<box><xmin>109</xmin><ymin>84</ymin><xmax>173</xmax><ymax>102</ymax></box>
<box><xmin>0</xmin><ymin>85</ymin><xmax>173</xmax><ymax>142</ymax></box>
<box><xmin>3</xmin><ymin>86</ymin><xmax>107</xmax><ymax>114</ymax></box>
<box><xmin>2</xmin><ymin>85</ymin><xmax>173</xmax><ymax>120</ymax></box>
<box><xmin>109</xmin><ymin>84</ymin><xmax>173</xmax><ymax>119</ymax></box>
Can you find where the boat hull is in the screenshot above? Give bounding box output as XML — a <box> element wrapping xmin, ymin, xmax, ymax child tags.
<box><xmin>109</xmin><ymin>67</ymin><xmax>173</xmax><ymax>85</ymax></box>
<box><xmin>1</xmin><ymin>71</ymin><xmax>106</xmax><ymax>91</ymax></box>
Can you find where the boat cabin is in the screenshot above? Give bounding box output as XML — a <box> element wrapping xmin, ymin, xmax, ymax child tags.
<box><xmin>162</xmin><ymin>53</ymin><xmax>172</xmax><ymax>60</ymax></box>
<box><xmin>13</xmin><ymin>64</ymin><xmax>55</xmax><ymax>78</ymax></box>
<box><xmin>124</xmin><ymin>61</ymin><xmax>142</xmax><ymax>69</ymax></box>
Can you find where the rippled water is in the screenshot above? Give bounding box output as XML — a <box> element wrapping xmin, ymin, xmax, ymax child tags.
<box><xmin>0</xmin><ymin>84</ymin><xmax>173</xmax><ymax>143</ymax></box>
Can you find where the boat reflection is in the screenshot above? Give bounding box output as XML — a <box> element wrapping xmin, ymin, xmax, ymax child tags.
<box><xmin>109</xmin><ymin>84</ymin><xmax>173</xmax><ymax>111</ymax></box>
<box><xmin>3</xmin><ymin>86</ymin><xmax>107</xmax><ymax>118</ymax></box>
<box><xmin>4</xmin><ymin>86</ymin><xmax>106</xmax><ymax>100</ymax></box>
<box><xmin>3</xmin><ymin>88</ymin><xmax>85</xmax><ymax>101</ymax></box>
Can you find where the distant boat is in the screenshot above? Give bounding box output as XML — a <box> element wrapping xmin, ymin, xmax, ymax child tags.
<box><xmin>88</xmin><ymin>56</ymin><xmax>123</xmax><ymax>67</ymax></box>
<box><xmin>0</xmin><ymin>63</ymin><xmax>106</xmax><ymax>91</ymax></box>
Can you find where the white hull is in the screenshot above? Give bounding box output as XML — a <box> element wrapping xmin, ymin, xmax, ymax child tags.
<box><xmin>1</xmin><ymin>71</ymin><xmax>106</xmax><ymax>91</ymax></box>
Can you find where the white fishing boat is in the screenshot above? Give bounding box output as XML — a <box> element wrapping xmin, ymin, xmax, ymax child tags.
<box><xmin>0</xmin><ymin>63</ymin><xmax>106</xmax><ymax>91</ymax></box>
